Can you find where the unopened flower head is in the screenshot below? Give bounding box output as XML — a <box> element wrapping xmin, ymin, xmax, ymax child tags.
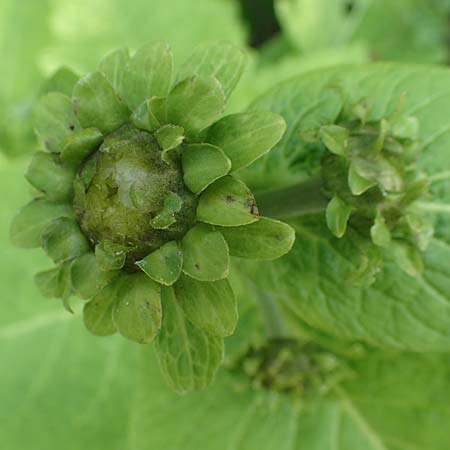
<box><xmin>11</xmin><ymin>41</ymin><xmax>295</xmax><ymax>390</ymax></box>
<box><xmin>314</xmin><ymin>97</ymin><xmax>433</xmax><ymax>282</ymax></box>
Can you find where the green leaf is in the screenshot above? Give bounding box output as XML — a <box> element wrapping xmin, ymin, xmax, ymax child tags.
<box><xmin>33</xmin><ymin>92</ymin><xmax>76</xmax><ymax>153</ymax></box>
<box><xmin>177</xmin><ymin>41</ymin><xmax>247</xmax><ymax>98</ymax></box>
<box><xmin>370</xmin><ymin>214</ymin><xmax>391</xmax><ymax>247</ymax></box>
<box><xmin>352</xmin><ymin>154</ymin><xmax>404</xmax><ymax>193</ymax></box>
<box><xmin>34</xmin><ymin>266</ymin><xmax>62</xmax><ymax>299</ymax></box>
<box><xmin>83</xmin><ymin>278</ymin><xmax>119</xmax><ymax>336</ymax></box>
<box><xmin>147</xmin><ymin>96</ymin><xmax>167</xmax><ymax>125</ymax></box>
<box><xmin>325</xmin><ymin>195</ymin><xmax>352</xmax><ymax>238</ymax></box>
<box><xmin>36</xmin><ymin>261</ymin><xmax>74</xmax><ymax>308</ymax></box>
<box><xmin>348</xmin><ymin>163</ymin><xmax>375</xmax><ymax>195</ymax></box>
<box><xmin>275</xmin><ymin>0</ymin><xmax>362</xmax><ymax>52</ymax></box>
<box><xmin>42</xmin><ymin>217</ymin><xmax>90</xmax><ymax>263</ymax></box>
<box><xmin>131</xmin><ymin>97</ymin><xmax>165</xmax><ymax>132</ymax></box>
<box><xmin>40</xmin><ymin>67</ymin><xmax>79</xmax><ymax>97</ymax></box>
<box><xmin>71</xmin><ymin>253</ymin><xmax>118</xmax><ymax>300</ymax></box>
<box><xmin>121</xmin><ymin>42</ymin><xmax>173</xmax><ymax>109</ymax></box>
<box><xmin>391</xmin><ymin>241</ymin><xmax>424</xmax><ymax>276</ymax></box>
<box><xmin>155</xmin><ymin>125</ymin><xmax>184</xmax><ymax>162</ymax></box>
<box><xmin>35</xmin><ymin>262</ymin><xmax>74</xmax><ymax>301</ymax></box>
<box><xmin>131</xmin><ymin>350</ymin><xmax>450</xmax><ymax>450</ymax></box>
<box><xmin>241</xmin><ymin>87</ymin><xmax>343</xmax><ymax>191</ymax></box>
<box><xmin>0</xmin><ymin>157</ymin><xmax>138</xmax><ymax>442</ymax></box>
<box><xmin>3</xmin><ymin>159</ymin><xmax>450</xmax><ymax>449</ymax></box>
<box><xmin>98</xmin><ymin>47</ymin><xmax>129</xmax><ymax>94</ymax></box>
<box><xmin>275</xmin><ymin>0</ymin><xmax>448</xmax><ymax>64</ymax></box>
<box><xmin>55</xmin><ymin>261</ymin><xmax>75</xmax><ymax>309</ymax></box>
<box><xmin>113</xmin><ymin>273</ymin><xmax>162</xmax><ymax>344</ymax></box>
<box><xmin>406</xmin><ymin>212</ymin><xmax>434</xmax><ymax>251</ymax></box>
<box><xmin>174</xmin><ymin>274</ymin><xmax>237</xmax><ymax>337</ymax></box>
<box><xmin>319</xmin><ymin>124</ymin><xmax>349</xmax><ymax>155</ymax></box>
<box><xmin>154</xmin><ymin>286</ymin><xmax>224</xmax><ymax>393</ymax></box>
<box><xmin>181</xmin><ymin>223</ymin><xmax>229</xmax><ymax>281</ymax></box>
<box><xmin>25</xmin><ymin>152</ymin><xmax>75</xmax><ymax>202</ymax></box>
<box><xmin>72</xmin><ymin>71</ymin><xmax>130</xmax><ymax>134</ymax></box>
<box><xmin>207</xmin><ymin>112</ymin><xmax>286</xmax><ymax>172</ymax></box>
<box><xmin>137</xmin><ymin>241</ymin><xmax>183</xmax><ymax>286</ymax></box>
<box><xmin>218</xmin><ymin>217</ymin><xmax>295</xmax><ymax>260</ymax></box>
<box><xmin>239</xmin><ymin>63</ymin><xmax>450</xmax><ymax>352</ymax></box>
<box><xmin>242</xmin><ymin>215</ymin><xmax>450</xmax><ymax>351</ymax></box>
<box><xmin>392</xmin><ymin>115</ymin><xmax>419</xmax><ymax>140</ymax></box>
<box><xmin>150</xmin><ymin>192</ymin><xmax>183</xmax><ymax>229</ymax></box>
<box><xmin>10</xmin><ymin>199</ymin><xmax>73</xmax><ymax>248</ymax></box>
<box><xmin>197</xmin><ymin>176</ymin><xmax>259</xmax><ymax>226</ymax></box>
<box><xmin>182</xmin><ymin>143</ymin><xmax>231</xmax><ymax>194</ymax></box>
<box><xmin>95</xmin><ymin>240</ymin><xmax>127</xmax><ymax>271</ymax></box>
<box><xmin>60</xmin><ymin>128</ymin><xmax>103</xmax><ymax>168</ymax></box>
<box><xmin>166</xmin><ymin>76</ymin><xmax>225</xmax><ymax>139</ymax></box>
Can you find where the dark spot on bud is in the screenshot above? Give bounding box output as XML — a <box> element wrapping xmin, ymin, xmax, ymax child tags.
<box><xmin>226</xmin><ymin>195</ymin><xmax>235</xmax><ymax>203</ymax></box>
<box><xmin>194</xmin><ymin>263</ymin><xmax>200</xmax><ymax>270</ymax></box>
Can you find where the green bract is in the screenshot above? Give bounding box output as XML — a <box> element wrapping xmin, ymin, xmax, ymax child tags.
<box><xmin>10</xmin><ymin>41</ymin><xmax>293</xmax><ymax>393</ymax></box>
<box><xmin>318</xmin><ymin>100</ymin><xmax>431</xmax><ymax>279</ymax></box>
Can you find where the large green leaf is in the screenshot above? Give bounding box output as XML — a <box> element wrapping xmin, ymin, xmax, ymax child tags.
<box><xmin>242</xmin><ymin>217</ymin><xmax>450</xmax><ymax>351</ymax></box>
<box><xmin>247</xmin><ymin>64</ymin><xmax>450</xmax><ymax>184</ymax></box>
<box><xmin>242</xmin><ymin>64</ymin><xmax>450</xmax><ymax>351</ymax></box>
<box><xmin>129</xmin><ymin>349</ymin><xmax>450</xmax><ymax>450</ymax></box>
<box><xmin>229</xmin><ymin>43</ymin><xmax>369</xmax><ymax>114</ymax></box>
<box><xmin>154</xmin><ymin>287</ymin><xmax>224</xmax><ymax>393</ymax></box>
<box><xmin>1</xmin><ymin>158</ymin><xmax>450</xmax><ymax>449</ymax></box>
<box><xmin>276</xmin><ymin>0</ymin><xmax>448</xmax><ymax>63</ymax></box>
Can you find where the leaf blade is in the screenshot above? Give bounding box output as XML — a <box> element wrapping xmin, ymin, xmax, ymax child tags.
<box><xmin>174</xmin><ymin>274</ymin><xmax>237</xmax><ymax>337</ymax></box>
<box><xmin>72</xmin><ymin>71</ymin><xmax>130</xmax><ymax>134</ymax></box>
<box><xmin>181</xmin><ymin>223</ymin><xmax>229</xmax><ymax>281</ymax></box>
<box><xmin>218</xmin><ymin>217</ymin><xmax>295</xmax><ymax>260</ymax></box>
<box><xmin>113</xmin><ymin>273</ymin><xmax>162</xmax><ymax>344</ymax></box>
<box><xmin>207</xmin><ymin>112</ymin><xmax>286</xmax><ymax>171</ymax></box>
<box><xmin>154</xmin><ymin>286</ymin><xmax>224</xmax><ymax>393</ymax></box>
<box><xmin>166</xmin><ymin>75</ymin><xmax>225</xmax><ymax>139</ymax></box>
<box><xmin>177</xmin><ymin>41</ymin><xmax>247</xmax><ymax>98</ymax></box>
<box><xmin>197</xmin><ymin>176</ymin><xmax>259</xmax><ymax>226</ymax></box>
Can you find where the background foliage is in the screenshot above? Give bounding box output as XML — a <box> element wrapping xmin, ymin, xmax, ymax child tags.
<box><xmin>2</xmin><ymin>1</ymin><xmax>450</xmax><ymax>449</ymax></box>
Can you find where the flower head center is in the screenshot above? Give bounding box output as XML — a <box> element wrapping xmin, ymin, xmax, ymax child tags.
<box><xmin>73</xmin><ymin>125</ymin><xmax>197</xmax><ymax>267</ymax></box>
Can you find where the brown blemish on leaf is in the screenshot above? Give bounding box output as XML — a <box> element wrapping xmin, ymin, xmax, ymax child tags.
<box><xmin>245</xmin><ymin>198</ymin><xmax>259</xmax><ymax>216</ymax></box>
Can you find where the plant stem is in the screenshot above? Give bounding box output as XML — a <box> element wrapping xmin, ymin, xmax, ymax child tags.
<box><xmin>252</xmin><ymin>177</ymin><xmax>327</xmax><ymax>337</ymax></box>
<box><xmin>254</xmin><ymin>175</ymin><xmax>328</xmax><ymax>220</ymax></box>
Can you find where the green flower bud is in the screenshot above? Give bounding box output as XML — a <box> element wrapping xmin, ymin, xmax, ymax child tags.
<box><xmin>230</xmin><ymin>338</ymin><xmax>350</xmax><ymax>396</ymax></box>
<box><xmin>73</xmin><ymin>125</ymin><xmax>197</xmax><ymax>267</ymax></box>
<box><xmin>317</xmin><ymin>100</ymin><xmax>433</xmax><ymax>279</ymax></box>
<box><xmin>10</xmin><ymin>41</ymin><xmax>294</xmax><ymax>393</ymax></box>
